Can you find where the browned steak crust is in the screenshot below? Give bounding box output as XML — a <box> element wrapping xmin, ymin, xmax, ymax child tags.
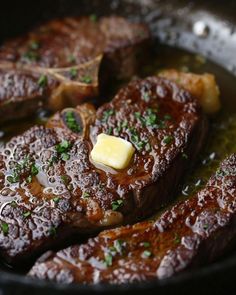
<box><xmin>0</xmin><ymin>16</ymin><xmax>150</xmax><ymax>123</ymax></box>
<box><xmin>28</xmin><ymin>154</ymin><xmax>236</xmax><ymax>284</ymax></box>
<box><xmin>0</xmin><ymin>77</ymin><xmax>207</xmax><ymax>265</ymax></box>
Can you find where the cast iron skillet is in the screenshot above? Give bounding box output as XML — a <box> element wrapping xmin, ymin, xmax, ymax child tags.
<box><xmin>0</xmin><ymin>0</ymin><xmax>236</xmax><ymax>294</ymax></box>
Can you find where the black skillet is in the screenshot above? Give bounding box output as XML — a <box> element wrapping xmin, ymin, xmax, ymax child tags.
<box><xmin>0</xmin><ymin>0</ymin><xmax>236</xmax><ymax>294</ymax></box>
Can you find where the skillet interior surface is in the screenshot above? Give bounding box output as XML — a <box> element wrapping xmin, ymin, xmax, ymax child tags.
<box><xmin>0</xmin><ymin>0</ymin><xmax>236</xmax><ymax>294</ymax></box>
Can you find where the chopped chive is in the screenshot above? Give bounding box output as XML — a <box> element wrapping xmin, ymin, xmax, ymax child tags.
<box><xmin>65</xmin><ymin>111</ymin><xmax>81</xmax><ymax>133</ymax></box>
<box><xmin>102</xmin><ymin>109</ymin><xmax>114</xmax><ymax>123</ymax></box>
<box><xmin>69</xmin><ymin>67</ymin><xmax>78</xmax><ymax>79</ymax></box>
<box><xmin>163</xmin><ymin>135</ymin><xmax>173</xmax><ymax>145</ymax></box>
<box><xmin>23</xmin><ymin>211</ymin><xmax>31</xmax><ymax>218</ymax></box>
<box><xmin>10</xmin><ymin>201</ymin><xmax>17</xmax><ymax>208</ymax></box>
<box><xmin>104</xmin><ymin>252</ymin><xmax>113</xmax><ymax>267</ymax></box>
<box><xmin>114</xmin><ymin>239</ymin><xmax>124</xmax><ymax>254</ymax></box>
<box><xmin>142</xmin><ymin>242</ymin><xmax>150</xmax><ymax>248</ymax></box>
<box><xmin>1</xmin><ymin>222</ymin><xmax>9</xmax><ymax>236</ymax></box>
<box><xmin>111</xmin><ymin>199</ymin><xmax>124</xmax><ymax>211</ymax></box>
<box><xmin>53</xmin><ymin>197</ymin><xmax>60</xmax><ymax>203</ymax></box>
<box><xmin>80</xmin><ymin>75</ymin><xmax>92</xmax><ymax>84</ymax></box>
<box><xmin>142</xmin><ymin>250</ymin><xmax>152</xmax><ymax>258</ymax></box>
<box><xmin>37</xmin><ymin>75</ymin><xmax>48</xmax><ymax>88</ymax></box>
<box><xmin>82</xmin><ymin>191</ymin><xmax>90</xmax><ymax>199</ymax></box>
<box><xmin>174</xmin><ymin>233</ymin><xmax>181</xmax><ymax>244</ymax></box>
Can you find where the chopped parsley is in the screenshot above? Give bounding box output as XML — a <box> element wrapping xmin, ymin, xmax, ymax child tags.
<box><xmin>38</xmin><ymin>75</ymin><xmax>48</xmax><ymax>88</ymax></box>
<box><xmin>142</xmin><ymin>250</ymin><xmax>152</xmax><ymax>258</ymax></box>
<box><xmin>111</xmin><ymin>199</ymin><xmax>124</xmax><ymax>211</ymax></box>
<box><xmin>145</xmin><ymin>109</ymin><xmax>158</xmax><ymax>126</ymax></box>
<box><xmin>129</xmin><ymin>127</ymin><xmax>148</xmax><ymax>151</ymax></box>
<box><xmin>69</xmin><ymin>67</ymin><xmax>78</xmax><ymax>79</ymax></box>
<box><xmin>10</xmin><ymin>201</ymin><xmax>17</xmax><ymax>208</ymax></box>
<box><xmin>1</xmin><ymin>222</ymin><xmax>9</xmax><ymax>236</ymax></box>
<box><xmin>142</xmin><ymin>241</ymin><xmax>150</xmax><ymax>248</ymax></box>
<box><xmin>65</xmin><ymin>111</ymin><xmax>81</xmax><ymax>133</ymax></box>
<box><xmin>55</xmin><ymin>140</ymin><xmax>72</xmax><ymax>161</ymax></box>
<box><xmin>82</xmin><ymin>191</ymin><xmax>90</xmax><ymax>199</ymax></box>
<box><xmin>141</xmin><ymin>90</ymin><xmax>150</xmax><ymax>102</ymax></box>
<box><xmin>163</xmin><ymin>135</ymin><xmax>173</xmax><ymax>145</ymax></box>
<box><xmin>174</xmin><ymin>233</ymin><xmax>181</xmax><ymax>244</ymax></box>
<box><xmin>104</xmin><ymin>252</ymin><xmax>113</xmax><ymax>267</ymax></box>
<box><xmin>114</xmin><ymin>239</ymin><xmax>124</xmax><ymax>254</ymax></box>
<box><xmin>7</xmin><ymin>156</ymin><xmax>39</xmax><ymax>184</ymax></box>
<box><xmin>80</xmin><ymin>75</ymin><xmax>92</xmax><ymax>84</ymax></box>
<box><xmin>101</xmin><ymin>109</ymin><xmax>114</xmax><ymax>123</ymax></box>
<box><xmin>23</xmin><ymin>211</ymin><xmax>31</xmax><ymax>219</ymax></box>
<box><xmin>61</xmin><ymin>175</ymin><xmax>70</xmax><ymax>185</ymax></box>
<box><xmin>53</xmin><ymin>197</ymin><xmax>60</xmax><ymax>203</ymax></box>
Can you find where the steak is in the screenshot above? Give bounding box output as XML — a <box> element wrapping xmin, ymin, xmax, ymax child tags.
<box><xmin>29</xmin><ymin>154</ymin><xmax>236</xmax><ymax>284</ymax></box>
<box><xmin>0</xmin><ymin>76</ymin><xmax>207</xmax><ymax>265</ymax></box>
<box><xmin>0</xmin><ymin>16</ymin><xmax>150</xmax><ymax>123</ymax></box>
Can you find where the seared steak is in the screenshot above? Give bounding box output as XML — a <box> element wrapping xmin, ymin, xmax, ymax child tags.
<box><xmin>0</xmin><ymin>76</ymin><xmax>207</xmax><ymax>265</ymax></box>
<box><xmin>29</xmin><ymin>154</ymin><xmax>236</xmax><ymax>284</ymax></box>
<box><xmin>0</xmin><ymin>16</ymin><xmax>150</xmax><ymax>123</ymax></box>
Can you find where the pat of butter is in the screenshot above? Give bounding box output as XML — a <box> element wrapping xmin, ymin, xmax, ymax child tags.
<box><xmin>91</xmin><ymin>133</ymin><xmax>135</xmax><ymax>170</ymax></box>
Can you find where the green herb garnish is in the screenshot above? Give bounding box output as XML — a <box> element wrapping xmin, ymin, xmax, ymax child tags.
<box><xmin>53</xmin><ymin>197</ymin><xmax>60</xmax><ymax>204</ymax></box>
<box><xmin>142</xmin><ymin>242</ymin><xmax>150</xmax><ymax>248</ymax></box>
<box><xmin>142</xmin><ymin>91</ymin><xmax>150</xmax><ymax>102</ymax></box>
<box><xmin>142</xmin><ymin>250</ymin><xmax>152</xmax><ymax>258</ymax></box>
<box><xmin>104</xmin><ymin>252</ymin><xmax>113</xmax><ymax>267</ymax></box>
<box><xmin>7</xmin><ymin>156</ymin><xmax>39</xmax><ymax>184</ymax></box>
<box><xmin>80</xmin><ymin>75</ymin><xmax>92</xmax><ymax>84</ymax></box>
<box><xmin>102</xmin><ymin>109</ymin><xmax>114</xmax><ymax>123</ymax></box>
<box><xmin>10</xmin><ymin>201</ymin><xmax>17</xmax><ymax>208</ymax></box>
<box><xmin>65</xmin><ymin>111</ymin><xmax>81</xmax><ymax>133</ymax></box>
<box><xmin>23</xmin><ymin>211</ymin><xmax>31</xmax><ymax>219</ymax></box>
<box><xmin>163</xmin><ymin>135</ymin><xmax>173</xmax><ymax>145</ymax></box>
<box><xmin>174</xmin><ymin>233</ymin><xmax>181</xmax><ymax>244</ymax></box>
<box><xmin>38</xmin><ymin>75</ymin><xmax>48</xmax><ymax>88</ymax></box>
<box><xmin>55</xmin><ymin>140</ymin><xmax>72</xmax><ymax>161</ymax></box>
<box><xmin>69</xmin><ymin>67</ymin><xmax>78</xmax><ymax>79</ymax></box>
<box><xmin>1</xmin><ymin>222</ymin><xmax>9</xmax><ymax>236</ymax></box>
<box><xmin>114</xmin><ymin>239</ymin><xmax>124</xmax><ymax>254</ymax></box>
<box><xmin>111</xmin><ymin>199</ymin><xmax>124</xmax><ymax>211</ymax></box>
<box><xmin>82</xmin><ymin>191</ymin><xmax>90</xmax><ymax>199</ymax></box>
